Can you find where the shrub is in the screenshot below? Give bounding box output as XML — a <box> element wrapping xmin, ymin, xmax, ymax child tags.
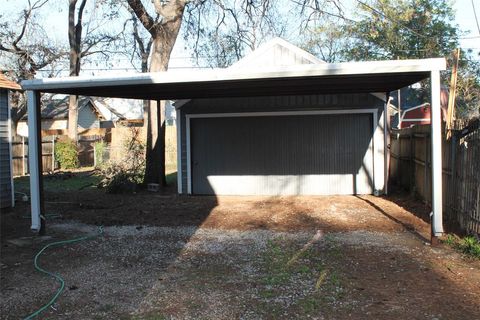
<box><xmin>98</xmin><ymin>129</ymin><xmax>145</xmax><ymax>193</ymax></box>
<box><xmin>94</xmin><ymin>141</ymin><xmax>106</xmax><ymax>168</ymax></box>
<box><xmin>55</xmin><ymin>139</ymin><xmax>79</xmax><ymax>169</ymax></box>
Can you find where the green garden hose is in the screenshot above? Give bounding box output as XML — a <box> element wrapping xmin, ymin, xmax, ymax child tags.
<box><xmin>24</xmin><ymin>226</ymin><xmax>104</xmax><ymax>320</ymax></box>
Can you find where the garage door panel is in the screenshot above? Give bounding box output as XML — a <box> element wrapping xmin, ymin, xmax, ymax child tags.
<box><xmin>191</xmin><ymin>114</ymin><xmax>373</xmax><ymax>195</ymax></box>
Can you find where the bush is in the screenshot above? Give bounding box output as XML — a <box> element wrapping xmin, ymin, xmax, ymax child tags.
<box><xmin>55</xmin><ymin>139</ymin><xmax>79</xmax><ymax>169</ymax></box>
<box><xmin>98</xmin><ymin>129</ymin><xmax>145</xmax><ymax>193</ymax></box>
<box><xmin>94</xmin><ymin>141</ymin><xmax>106</xmax><ymax>168</ymax></box>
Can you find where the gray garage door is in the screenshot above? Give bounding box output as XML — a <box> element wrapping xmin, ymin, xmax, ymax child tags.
<box><xmin>190</xmin><ymin>113</ymin><xmax>374</xmax><ymax>195</ymax></box>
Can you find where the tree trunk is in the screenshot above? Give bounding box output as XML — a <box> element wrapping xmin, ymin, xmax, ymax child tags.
<box><xmin>127</xmin><ymin>0</ymin><xmax>186</xmax><ymax>186</ymax></box>
<box><xmin>67</xmin><ymin>0</ymin><xmax>85</xmax><ymax>142</ymax></box>
<box><xmin>144</xmin><ymin>99</ymin><xmax>166</xmax><ymax>186</ymax></box>
<box><xmin>68</xmin><ymin>95</ymin><xmax>79</xmax><ymax>142</ymax></box>
<box><xmin>67</xmin><ymin>42</ymin><xmax>80</xmax><ymax>142</ymax></box>
<box><xmin>143</xmin><ymin>21</ymin><xmax>182</xmax><ymax>185</ymax></box>
<box><xmin>142</xmin><ymin>52</ymin><xmax>149</xmax><ymax>128</ymax></box>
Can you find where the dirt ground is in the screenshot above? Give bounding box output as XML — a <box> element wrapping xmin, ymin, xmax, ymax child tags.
<box><xmin>1</xmin><ymin>184</ymin><xmax>479</xmax><ymax>319</ymax></box>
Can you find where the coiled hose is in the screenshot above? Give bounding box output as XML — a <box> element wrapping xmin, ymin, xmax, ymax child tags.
<box><xmin>24</xmin><ymin>226</ymin><xmax>104</xmax><ymax>320</ymax></box>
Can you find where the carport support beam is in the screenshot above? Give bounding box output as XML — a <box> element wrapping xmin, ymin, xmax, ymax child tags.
<box><xmin>27</xmin><ymin>90</ymin><xmax>45</xmax><ymax>235</ymax></box>
<box><xmin>430</xmin><ymin>70</ymin><xmax>444</xmax><ymax>241</ymax></box>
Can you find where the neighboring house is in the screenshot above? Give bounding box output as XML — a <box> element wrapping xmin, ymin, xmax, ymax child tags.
<box><xmin>175</xmin><ymin>38</ymin><xmax>387</xmax><ymax>196</ymax></box>
<box><xmin>398</xmin><ymin>103</ymin><xmax>432</xmax><ymax>128</ymax></box>
<box><xmin>17</xmin><ymin>96</ymin><xmax>107</xmax><ymax>136</ymax></box>
<box><xmin>165</xmin><ymin>100</ymin><xmax>176</xmax><ymax>126</ymax></box>
<box><xmin>94</xmin><ymin>97</ymin><xmax>144</xmax><ymax>127</ymax></box>
<box><xmin>390</xmin><ymin>88</ymin><xmax>448</xmax><ymax>128</ymax></box>
<box><xmin>16</xmin><ymin>96</ymin><xmax>147</xmax><ymax>136</ymax></box>
<box><xmin>0</xmin><ymin>73</ymin><xmax>21</xmax><ymax>209</ymax></box>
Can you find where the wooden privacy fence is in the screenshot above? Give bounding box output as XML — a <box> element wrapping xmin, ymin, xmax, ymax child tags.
<box><xmin>11</xmin><ymin>135</ymin><xmax>56</xmax><ymax>176</ymax></box>
<box><xmin>389</xmin><ymin>120</ymin><xmax>480</xmax><ymax>235</ymax></box>
<box><xmin>11</xmin><ymin>135</ymin><xmax>103</xmax><ymax>176</ymax></box>
<box><xmin>105</xmin><ymin>126</ymin><xmax>177</xmax><ymax>171</ymax></box>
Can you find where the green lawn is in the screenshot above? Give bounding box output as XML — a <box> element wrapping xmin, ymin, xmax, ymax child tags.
<box><xmin>14</xmin><ymin>172</ymin><xmax>102</xmax><ymax>194</ymax></box>
<box><xmin>15</xmin><ymin>170</ymin><xmax>177</xmax><ymax>194</ymax></box>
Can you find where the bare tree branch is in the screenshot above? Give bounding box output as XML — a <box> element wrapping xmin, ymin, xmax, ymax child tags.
<box><xmin>127</xmin><ymin>0</ymin><xmax>155</xmax><ymax>35</ymax></box>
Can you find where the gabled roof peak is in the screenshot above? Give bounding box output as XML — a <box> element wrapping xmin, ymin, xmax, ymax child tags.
<box><xmin>229</xmin><ymin>37</ymin><xmax>324</xmax><ymax>70</ymax></box>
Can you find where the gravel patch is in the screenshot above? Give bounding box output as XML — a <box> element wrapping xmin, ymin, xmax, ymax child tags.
<box><xmin>2</xmin><ymin>221</ymin><xmax>478</xmax><ymax>319</ymax></box>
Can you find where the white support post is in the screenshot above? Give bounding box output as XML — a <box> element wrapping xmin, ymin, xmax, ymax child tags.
<box><xmin>384</xmin><ymin>94</ymin><xmax>390</xmax><ymax>195</ymax></box>
<box><xmin>27</xmin><ymin>90</ymin><xmax>43</xmax><ymax>233</ymax></box>
<box><xmin>430</xmin><ymin>70</ymin><xmax>444</xmax><ymax>237</ymax></box>
<box><xmin>176</xmin><ymin>108</ymin><xmax>182</xmax><ymax>194</ymax></box>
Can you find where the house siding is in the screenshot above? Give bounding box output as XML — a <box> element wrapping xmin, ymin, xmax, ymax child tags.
<box><xmin>78</xmin><ymin>103</ymin><xmax>100</xmax><ymax>129</ymax></box>
<box><xmin>179</xmin><ymin>93</ymin><xmax>385</xmax><ymax>194</ymax></box>
<box><xmin>0</xmin><ymin>89</ymin><xmax>13</xmax><ymax>208</ymax></box>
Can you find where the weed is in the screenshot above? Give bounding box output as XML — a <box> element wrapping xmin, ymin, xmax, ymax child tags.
<box><xmin>259</xmin><ymin>289</ymin><xmax>276</xmax><ymax>299</ymax></box>
<box><xmin>298</xmin><ymin>264</ymin><xmax>311</xmax><ymax>274</ymax></box>
<box><xmin>297</xmin><ymin>297</ymin><xmax>320</xmax><ymax>313</ymax></box>
<box><xmin>444</xmin><ymin>234</ymin><xmax>456</xmax><ymax>246</ymax></box>
<box><xmin>442</xmin><ymin>234</ymin><xmax>480</xmax><ymax>259</ymax></box>
<box><xmin>264</xmin><ymin>270</ymin><xmax>290</xmax><ymax>286</ymax></box>
<box><xmin>459</xmin><ymin>236</ymin><xmax>480</xmax><ymax>258</ymax></box>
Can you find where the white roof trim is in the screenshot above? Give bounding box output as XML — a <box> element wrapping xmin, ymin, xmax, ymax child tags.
<box><xmin>22</xmin><ymin>58</ymin><xmax>446</xmax><ymax>92</ymax></box>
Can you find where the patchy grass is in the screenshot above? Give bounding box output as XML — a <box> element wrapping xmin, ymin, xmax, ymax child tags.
<box><xmin>14</xmin><ymin>170</ymin><xmax>102</xmax><ymax>194</ymax></box>
<box><xmin>443</xmin><ymin>234</ymin><xmax>480</xmax><ymax>259</ymax></box>
<box><xmin>15</xmin><ymin>169</ymin><xmax>177</xmax><ymax>195</ymax></box>
<box><xmin>258</xmin><ymin>236</ymin><xmax>347</xmax><ymax>317</ymax></box>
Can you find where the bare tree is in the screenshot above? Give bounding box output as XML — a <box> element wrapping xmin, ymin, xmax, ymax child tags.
<box><xmin>0</xmin><ymin>0</ymin><xmax>67</xmax><ymax>123</ymax></box>
<box><xmin>126</xmin><ymin>0</ymin><xmax>342</xmax><ymax>186</ymax></box>
<box><xmin>67</xmin><ymin>0</ymin><xmax>122</xmax><ymax>141</ymax></box>
<box><xmin>126</xmin><ymin>0</ymin><xmax>187</xmax><ymax>186</ymax></box>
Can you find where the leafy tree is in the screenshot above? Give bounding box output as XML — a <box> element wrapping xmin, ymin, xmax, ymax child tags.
<box><xmin>343</xmin><ymin>0</ymin><xmax>459</xmax><ymax>61</ymax></box>
<box><xmin>338</xmin><ymin>0</ymin><xmax>479</xmax><ymax>118</ymax></box>
<box><xmin>301</xmin><ymin>16</ymin><xmax>350</xmax><ymax>62</ymax></box>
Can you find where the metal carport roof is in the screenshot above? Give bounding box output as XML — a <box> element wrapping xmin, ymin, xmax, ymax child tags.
<box><xmin>22</xmin><ymin>58</ymin><xmax>445</xmax><ymax>99</ymax></box>
<box><xmin>21</xmin><ymin>57</ymin><xmax>446</xmax><ymax>242</ymax></box>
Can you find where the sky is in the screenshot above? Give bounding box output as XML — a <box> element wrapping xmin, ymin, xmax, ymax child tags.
<box><xmin>1</xmin><ymin>0</ymin><xmax>479</xmax><ymax>76</ymax></box>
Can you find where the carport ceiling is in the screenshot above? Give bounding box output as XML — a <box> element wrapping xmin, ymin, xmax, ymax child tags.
<box><xmin>21</xmin><ymin>58</ymin><xmax>446</xmax><ymax>100</ymax></box>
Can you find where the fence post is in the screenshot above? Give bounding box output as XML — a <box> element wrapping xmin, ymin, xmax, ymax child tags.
<box><xmin>21</xmin><ymin>136</ymin><xmax>26</xmax><ymax>176</ymax></box>
<box><xmin>51</xmin><ymin>135</ymin><xmax>55</xmax><ymax>171</ymax></box>
<box><xmin>410</xmin><ymin>130</ymin><xmax>415</xmax><ymax>193</ymax></box>
<box><xmin>93</xmin><ymin>140</ymin><xmax>97</xmax><ymax>168</ymax></box>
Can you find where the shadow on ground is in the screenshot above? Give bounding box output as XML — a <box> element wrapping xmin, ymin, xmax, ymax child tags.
<box><xmin>1</xmin><ymin>173</ymin><xmax>479</xmax><ymax>319</ymax></box>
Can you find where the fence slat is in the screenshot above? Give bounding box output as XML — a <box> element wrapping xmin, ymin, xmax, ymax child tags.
<box><xmin>389</xmin><ymin>121</ymin><xmax>480</xmax><ymax>235</ymax></box>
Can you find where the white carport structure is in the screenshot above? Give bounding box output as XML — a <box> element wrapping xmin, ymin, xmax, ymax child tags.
<box><xmin>21</xmin><ymin>58</ymin><xmax>446</xmax><ymax>240</ymax></box>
